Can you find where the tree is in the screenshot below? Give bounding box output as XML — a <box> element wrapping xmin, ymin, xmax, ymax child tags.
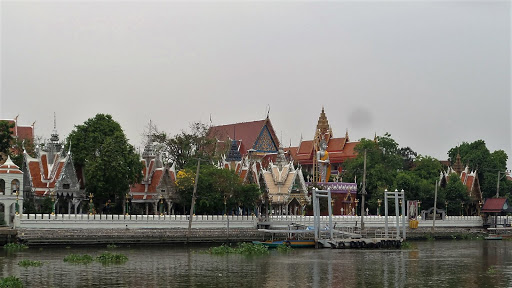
<box><xmin>66</xmin><ymin>114</ymin><xmax>142</xmax><ymax>207</ymax></box>
<box><xmin>0</xmin><ymin>121</ymin><xmax>14</xmax><ymax>155</ymax></box>
<box><xmin>448</xmin><ymin>140</ymin><xmax>509</xmax><ymax>199</ymax></box>
<box><xmin>149</xmin><ymin>122</ymin><xmax>216</xmax><ymax>170</ymax></box>
<box><xmin>441</xmin><ymin>173</ymin><xmax>470</xmax><ymax>215</ymax></box>
<box><xmin>343</xmin><ymin>133</ymin><xmax>403</xmax><ymax>213</ymax></box>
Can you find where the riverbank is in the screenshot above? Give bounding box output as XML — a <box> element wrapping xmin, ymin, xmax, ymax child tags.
<box><xmin>10</xmin><ymin>226</ymin><xmax>491</xmax><ymax>246</ymax></box>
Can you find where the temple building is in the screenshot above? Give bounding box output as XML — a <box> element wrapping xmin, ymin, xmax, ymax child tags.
<box><xmin>0</xmin><ymin>156</ymin><xmax>24</xmax><ymax>226</ymax></box>
<box><xmin>129</xmin><ymin>137</ymin><xmax>178</xmax><ymax>215</ymax></box>
<box><xmin>284</xmin><ymin>108</ymin><xmax>360</xmax><ymax>215</ymax></box>
<box><xmin>22</xmin><ymin>122</ymin><xmax>84</xmax><ymax>214</ymax></box>
<box><xmin>286</xmin><ymin>108</ymin><xmax>359</xmax><ymax>181</ymax></box>
<box><xmin>208</xmin><ymin>116</ymin><xmax>280</xmax><ymax>160</ymax></box>
<box><xmin>261</xmin><ymin>146</ymin><xmax>310</xmax><ymax>216</ymax></box>
<box><xmin>440</xmin><ymin>152</ymin><xmax>482</xmax><ymax>215</ymax></box>
<box><xmin>0</xmin><ymin>115</ymin><xmax>35</xmax><ymax>164</ymax></box>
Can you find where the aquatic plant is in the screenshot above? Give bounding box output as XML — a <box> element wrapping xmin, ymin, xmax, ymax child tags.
<box><xmin>96</xmin><ymin>252</ymin><xmax>128</xmax><ymax>264</ymax></box>
<box><xmin>0</xmin><ymin>276</ymin><xmax>23</xmax><ymax>288</ymax></box>
<box><xmin>205</xmin><ymin>243</ymin><xmax>269</xmax><ymax>256</ymax></box>
<box><xmin>3</xmin><ymin>243</ymin><xmax>28</xmax><ymax>250</ymax></box>
<box><xmin>63</xmin><ymin>254</ymin><xmax>94</xmax><ymax>264</ymax></box>
<box><xmin>18</xmin><ymin>260</ymin><xmax>43</xmax><ymax>268</ymax></box>
<box><xmin>107</xmin><ymin>243</ymin><xmax>118</xmax><ymax>249</ymax></box>
<box><xmin>400</xmin><ymin>241</ymin><xmax>413</xmax><ymax>249</ymax></box>
<box><xmin>276</xmin><ymin>244</ymin><xmax>293</xmax><ymax>253</ymax></box>
<box><xmin>425</xmin><ymin>234</ymin><xmax>435</xmax><ymax>241</ymax></box>
<box><xmin>487</xmin><ymin>266</ymin><xmax>497</xmax><ymax>275</ymax></box>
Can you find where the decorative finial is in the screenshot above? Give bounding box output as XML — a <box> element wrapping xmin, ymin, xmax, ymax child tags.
<box><xmin>54</xmin><ymin>112</ymin><xmax>56</xmax><ymax>129</ymax></box>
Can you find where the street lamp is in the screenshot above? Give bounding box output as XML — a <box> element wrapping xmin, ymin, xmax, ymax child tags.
<box><xmin>377</xmin><ymin>199</ymin><xmax>382</xmax><ymax>216</ymax></box>
<box><xmin>159</xmin><ymin>195</ymin><xmax>164</xmax><ymax>216</ymax></box>
<box><xmin>125</xmin><ymin>193</ymin><xmax>131</xmax><ymax>216</ymax></box>
<box><xmin>355</xmin><ymin>198</ymin><xmax>359</xmax><ymax>216</ymax></box>
<box><xmin>461</xmin><ymin>202</ymin><xmax>464</xmax><ymax>216</ymax></box>
<box><xmin>445</xmin><ymin>201</ymin><xmax>448</xmax><ymax>216</ymax></box>
<box><xmin>15</xmin><ymin>190</ymin><xmax>19</xmax><ymax>215</ymax></box>
<box><xmin>88</xmin><ymin>193</ymin><xmax>94</xmax><ymax>215</ymax></box>
<box><xmin>51</xmin><ymin>191</ymin><xmax>56</xmax><ymax>215</ymax></box>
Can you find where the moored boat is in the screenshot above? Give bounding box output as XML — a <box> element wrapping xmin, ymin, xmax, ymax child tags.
<box><xmin>252</xmin><ymin>239</ymin><xmax>315</xmax><ymax>248</ymax></box>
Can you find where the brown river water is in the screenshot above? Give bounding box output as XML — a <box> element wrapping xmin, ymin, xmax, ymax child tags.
<box><xmin>1</xmin><ymin>240</ymin><xmax>511</xmax><ymax>288</ymax></box>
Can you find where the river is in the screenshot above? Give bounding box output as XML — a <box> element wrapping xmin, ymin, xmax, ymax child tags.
<box><xmin>1</xmin><ymin>240</ymin><xmax>511</xmax><ymax>287</ymax></box>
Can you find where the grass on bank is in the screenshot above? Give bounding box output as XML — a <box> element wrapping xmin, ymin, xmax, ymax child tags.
<box><xmin>205</xmin><ymin>243</ymin><xmax>270</xmax><ymax>256</ymax></box>
<box><xmin>0</xmin><ymin>276</ymin><xmax>23</xmax><ymax>288</ymax></box>
<box><xmin>18</xmin><ymin>259</ymin><xmax>43</xmax><ymax>268</ymax></box>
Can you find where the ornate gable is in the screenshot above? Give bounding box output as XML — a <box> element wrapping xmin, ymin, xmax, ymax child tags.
<box><xmin>253</xmin><ymin>124</ymin><xmax>278</xmax><ymax>153</ymax></box>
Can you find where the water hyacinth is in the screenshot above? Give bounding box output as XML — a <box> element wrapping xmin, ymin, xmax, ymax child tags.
<box><xmin>18</xmin><ymin>259</ymin><xmax>43</xmax><ymax>267</ymax></box>
<box><xmin>64</xmin><ymin>254</ymin><xmax>94</xmax><ymax>264</ymax></box>
<box><xmin>205</xmin><ymin>243</ymin><xmax>269</xmax><ymax>256</ymax></box>
<box><xmin>0</xmin><ymin>276</ymin><xmax>23</xmax><ymax>288</ymax></box>
<box><xmin>3</xmin><ymin>243</ymin><xmax>28</xmax><ymax>250</ymax></box>
<box><xmin>96</xmin><ymin>252</ymin><xmax>128</xmax><ymax>264</ymax></box>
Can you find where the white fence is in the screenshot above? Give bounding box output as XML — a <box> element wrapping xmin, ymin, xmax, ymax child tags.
<box><xmin>12</xmin><ymin>214</ymin><xmax>496</xmax><ymax>229</ymax></box>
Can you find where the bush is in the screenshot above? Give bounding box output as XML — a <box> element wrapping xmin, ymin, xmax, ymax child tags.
<box><xmin>0</xmin><ymin>276</ymin><xmax>23</xmax><ymax>288</ymax></box>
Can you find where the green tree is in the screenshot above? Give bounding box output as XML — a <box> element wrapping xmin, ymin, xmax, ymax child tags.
<box><xmin>0</xmin><ymin>121</ymin><xmax>14</xmax><ymax>154</ymax></box>
<box><xmin>448</xmin><ymin>140</ymin><xmax>509</xmax><ymax>199</ymax></box>
<box><xmin>441</xmin><ymin>173</ymin><xmax>470</xmax><ymax>215</ymax></box>
<box><xmin>66</xmin><ymin>114</ymin><xmax>142</xmax><ymax>207</ymax></box>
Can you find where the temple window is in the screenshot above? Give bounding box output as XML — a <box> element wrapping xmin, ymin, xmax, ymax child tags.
<box><xmin>63</xmin><ymin>184</ymin><xmax>70</xmax><ymax>189</ymax></box>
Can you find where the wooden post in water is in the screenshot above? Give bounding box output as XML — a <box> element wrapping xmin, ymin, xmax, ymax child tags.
<box><xmin>187</xmin><ymin>159</ymin><xmax>201</xmax><ymax>244</ymax></box>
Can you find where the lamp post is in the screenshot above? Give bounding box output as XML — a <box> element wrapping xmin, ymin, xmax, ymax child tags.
<box><xmin>445</xmin><ymin>201</ymin><xmax>448</xmax><ymax>216</ymax></box>
<box><xmin>15</xmin><ymin>190</ymin><xmax>19</xmax><ymax>215</ymax></box>
<box><xmin>125</xmin><ymin>193</ymin><xmax>131</xmax><ymax>216</ymax></box>
<box><xmin>377</xmin><ymin>199</ymin><xmax>382</xmax><ymax>216</ymax></box>
<box><xmin>88</xmin><ymin>193</ymin><xmax>94</xmax><ymax>215</ymax></box>
<box><xmin>224</xmin><ymin>195</ymin><xmax>227</xmax><ymax>216</ymax></box>
<box><xmin>399</xmin><ymin>199</ymin><xmax>402</xmax><ymax>216</ymax></box>
<box><xmin>418</xmin><ymin>201</ymin><xmax>421</xmax><ymax>218</ymax></box>
<box><xmin>51</xmin><ymin>191</ymin><xmax>56</xmax><ymax>215</ymax></box>
<box><xmin>355</xmin><ymin>199</ymin><xmax>359</xmax><ymax>216</ymax></box>
<box><xmin>159</xmin><ymin>195</ymin><xmax>164</xmax><ymax>216</ymax></box>
<box><xmin>331</xmin><ymin>199</ymin><xmax>335</xmax><ymax>216</ymax></box>
<box><xmin>461</xmin><ymin>202</ymin><xmax>464</xmax><ymax>216</ymax></box>
<box><xmin>478</xmin><ymin>200</ymin><xmax>482</xmax><ymax>216</ymax></box>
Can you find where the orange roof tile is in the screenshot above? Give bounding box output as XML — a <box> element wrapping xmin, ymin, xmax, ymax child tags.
<box><xmin>326</xmin><ymin>138</ymin><xmax>346</xmax><ymax>152</ymax></box>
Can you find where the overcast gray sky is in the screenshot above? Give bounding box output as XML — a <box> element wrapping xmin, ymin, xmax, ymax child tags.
<box><xmin>1</xmin><ymin>1</ymin><xmax>510</xmax><ymax>167</ymax></box>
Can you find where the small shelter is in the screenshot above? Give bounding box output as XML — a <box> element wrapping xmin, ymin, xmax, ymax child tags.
<box><xmin>481</xmin><ymin>198</ymin><xmax>512</xmax><ymax>227</ymax></box>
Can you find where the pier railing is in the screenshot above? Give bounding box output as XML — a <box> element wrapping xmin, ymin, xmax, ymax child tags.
<box><xmin>14</xmin><ymin>214</ymin><xmax>489</xmax><ymax>229</ymax></box>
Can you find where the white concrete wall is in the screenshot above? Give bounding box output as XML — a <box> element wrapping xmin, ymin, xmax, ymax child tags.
<box><xmin>13</xmin><ymin>214</ymin><xmax>496</xmax><ymax>229</ymax></box>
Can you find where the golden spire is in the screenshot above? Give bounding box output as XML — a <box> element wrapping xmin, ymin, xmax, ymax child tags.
<box><xmin>314</xmin><ymin>107</ymin><xmax>333</xmax><ymax>148</ymax></box>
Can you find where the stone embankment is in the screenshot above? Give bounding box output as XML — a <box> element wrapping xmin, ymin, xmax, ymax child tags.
<box><xmin>17</xmin><ymin>228</ymin><xmax>264</xmax><ymax>245</ymax></box>
<box><xmin>14</xmin><ymin>227</ymin><xmax>490</xmax><ymax>246</ymax></box>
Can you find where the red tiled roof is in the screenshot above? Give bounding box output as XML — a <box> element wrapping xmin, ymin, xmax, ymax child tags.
<box><xmin>284</xmin><ymin>147</ymin><xmax>298</xmax><ymax>160</ymax></box>
<box><xmin>482</xmin><ymin>198</ymin><xmax>507</xmax><ymax>213</ymax></box>
<box><xmin>466</xmin><ymin>175</ymin><xmax>474</xmax><ymax>190</ymax></box>
<box><xmin>341</xmin><ymin>142</ymin><xmax>358</xmax><ymax>158</ymax></box>
<box><xmin>130</xmin><ymin>184</ymin><xmax>146</xmax><ymax>193</ymax></box>
<box><xmin>16</xmin><ymin>126</ymin><xmax>34</xmax><ymax>140</ymax></box>
<box><xmin>208</xmin><ymin>119</ymin><xmax>279</xmax><ymax>155</ymax></box>
<box><xmin>28</xmin><ymin>161</ymin><xmax>45</xmax><ymax>188</ymax></box>
<box><xmin>297</xmin><ymin>140</ymin><xmax>313</xmax><ymax>155</ymax></box>
<box><xmin>326</xmin><ymin>138</ymin><xmax>346</xmax><ymax>152</ymax></box>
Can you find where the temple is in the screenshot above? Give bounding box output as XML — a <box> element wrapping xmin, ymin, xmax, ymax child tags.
<box><xmin>0</xmin><ymin>156</ymin><xmax>24</xmax><ymax>225</ymax></box>
<box><xmin>440</xmin><ymin>151</ymin><xmax>482</xmax><ymax>215</ymax></box>
<box><xmin>208</xmin><ymin>116</ymin><xmax>280</xmax><ymax>160</ymax></box>
<box><xmin>0</xmin><ymin>116</ymin><xmax>35</xmax><ymax>163</ymax></box>
<box><xmin>286</xmin><ymin>108</ymin><xmax>359</xmax><ymax>180</ymax></box>
<box><xmin>129</xmin><ymin>134</ymin><xmax>178</xmax><ymax>215</ymax></box>
<box><xmin>286</xmin><ymin>108</ymin><xmax>360</xmax><ymax>215</ymax></box>
<box><xmin>22</xmin><ymin>119</ymin><xmax>84</xmax><ymax>214</ymax></box>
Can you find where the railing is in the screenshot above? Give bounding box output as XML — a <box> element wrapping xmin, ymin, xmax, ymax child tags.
<box><xmin>14</xmin><ymin>214</ymin><xmax>490</xmax><ymax>229</ymax></box>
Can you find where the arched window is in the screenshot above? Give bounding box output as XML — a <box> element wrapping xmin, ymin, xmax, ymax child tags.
<box><xmin>0</xmin><ymin>179</ymin><xmax>5</xmax><ymax>195</ymax></box>
<box><xmin>11</xmin><ymin>179</ymin><xmax>20</xmax><ymax>195</ymax></box>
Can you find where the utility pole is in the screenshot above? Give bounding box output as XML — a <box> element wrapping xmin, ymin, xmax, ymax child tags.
<box><xmin>360</xmin><ymin>149</ymin><xmax>367</xmax><ymax>231</ymax></box>
<box><xmin>187</xmin><ymin>159</ymin><xmax>201</xmax><ymax>244</ymax></box>
<box><xmin>432</xmin><ymin>180</ymin><xmax>438</xmax><ymax>232</ymax></box>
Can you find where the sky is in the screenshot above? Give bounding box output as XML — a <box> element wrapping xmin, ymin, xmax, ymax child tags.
<box><xmin>1</xmin><ymin>1</ymin><xmax>511</xmax><ymax>168</ymax></box>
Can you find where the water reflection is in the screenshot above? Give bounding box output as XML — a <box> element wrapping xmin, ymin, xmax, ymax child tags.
<box><xmin>0</xmin><ymin>241</ymin><xmax>511</xmax><ymax>287</ymax></box>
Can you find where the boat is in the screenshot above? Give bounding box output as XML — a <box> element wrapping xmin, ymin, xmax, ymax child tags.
<box><xmin>252</xmin><ymin>239</ymin><xmax>315</xmax><ymax>248</ymax></box>
<box><xmin>484</xmin><ymin>234</ymin><xmax>503</xmax><ymax>240</ymax></box>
